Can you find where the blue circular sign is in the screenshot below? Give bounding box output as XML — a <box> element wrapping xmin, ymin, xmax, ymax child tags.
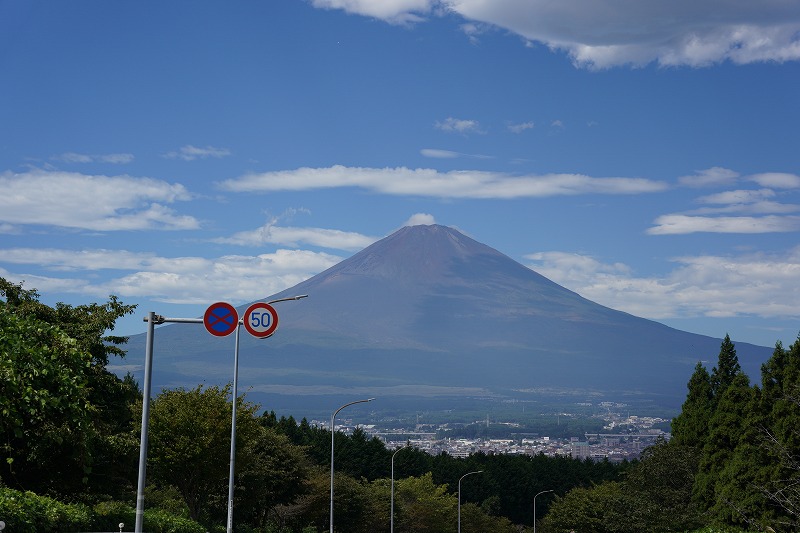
<box><xmin>203</xmin><ymin>302</ymin><xmax>239</xmax><ymax>337</ymax></box>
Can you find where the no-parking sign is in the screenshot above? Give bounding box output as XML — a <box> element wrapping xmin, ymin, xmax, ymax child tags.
<box><xmin>243</xmin><ymin>302</ymin><xmax>279</xmax><ymax>338</ymax></box>
<box><xmin>203</xmin><ymin>302</ymin><xmax>239</xmax><ymax>337</ymax></box>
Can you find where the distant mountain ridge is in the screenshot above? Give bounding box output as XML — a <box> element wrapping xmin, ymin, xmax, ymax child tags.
<box><xmin>123</xmin><ymin>224</ymin><xmax>773</xmax><ymax>415</ymax></box>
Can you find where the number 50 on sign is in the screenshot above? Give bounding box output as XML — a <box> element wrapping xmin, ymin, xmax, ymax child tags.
<box><xmin>243</xmin><ymin>302</ymin><xmax>279</xmax><ymax>338</ymax></box>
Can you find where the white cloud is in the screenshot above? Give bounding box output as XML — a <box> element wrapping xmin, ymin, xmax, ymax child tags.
<box><xmin>309</xmin><ymin>0</ymin><xmax>800</xmax><ymax>68</ymax></box>
<box><xmin>679</xmin><ymin>167</ymin><xmax>741</xmax><ymax>188</ymax></box>
<box><xmin>218</xmin><ymin>165</ymin><xmax>667</xmax><ymax>199</ymax></box>
<box><xmin>749</xmin><ymin>172</ymin><xmax>800</xmax><ymax>189</ymax></box>
<box><xmin>524</xmin><ymin>247</ymin><xmax>800</xmax><ymax>321</ymax></box>
<box><xmin>421</xmin><ymin>148</ymin><xmax>460</xmax><ymax>158</ymax></box>
<box><xmin>311</xmin><ymin>0</ymin><xmax>431</xmax><ymax>24</ymax></box>
<box><xmin>215</xmin><ymin>220</ymin><xmax>378</xmax><ymax>251</ymax></box>
<box><xmin>56</xmin><ymin>152</ymin><xmax>135</xmax><ymax>164</ymax></box>
<box><xmin>647</xmin><ymin>214</ymin><xmax>800</xmax><ymax>235</ymax></box>
<box><xmin>695</xmin><ymin>189</ymin><xmax>776</xmax><ymax>205</ymax></box>
<box><xmin>435</xmin><ymin>117</ymin><xmax>484</xmax><ymax>134</ymax></box>
<box><xmin>508</xmin><ymin>121</ymin><xmax>534</xmax><ymax>133</ymax></box>
<box><xmin>0</xmin><ymin>248</ymin><xmax>342</xmax><ymax>305</ymax></box>
<box><xmin>404</xmin><ymin>213</ymin><xmax>437</xmax><ymax>226</ymax></box>
<box><xmin>0</xmin><ymin>170</ymin><xmax>199</xmax><ymax>231</ymax></box>
<box><xmin>163</xmin><ymin>145</ymin><xmax>231</xmax><ymax>161</ymax></box>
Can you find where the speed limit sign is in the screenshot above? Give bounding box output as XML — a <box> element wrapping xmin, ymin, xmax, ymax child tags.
<box><xmin>243</xmin><ymin>302</ymin><xmax>279</xmax><ymax>338</ymax></box>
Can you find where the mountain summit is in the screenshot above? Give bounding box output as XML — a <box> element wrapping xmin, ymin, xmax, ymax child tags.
<box><xmin>126</xmin><ymin>224</ymin><xmax>771</xmax><ymax>413</ymax></box>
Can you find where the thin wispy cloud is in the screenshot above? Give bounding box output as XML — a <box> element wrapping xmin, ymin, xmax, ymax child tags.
<box><xmin>679</xmin><ymin>167</ymin><xmax>741</xmax><ymax>188</ymax></box>
<box><xmin>420</xmin><ymin>148</ymin><xmax>460</xmax><ymax>159</ymax></box>
<box><xmin>215</xmin><ymin>219</ymin><xmax>377</xmax><ymax>251</ymax></box>
<box><xmin>0</xmin><ymin>170</ymin><xmax>198</xmax><ymax>231</ymax></box>
<box><xmin>312</xmin><ymin>0</ymin><xmax>800</xmax><ymax>69</ymax></box>
<box><xmin>648</xmin><ymin>215</ymin><xmax>800</xmax><ymax>235</ymax></box>
<box><xmin>652</xmin><ymin>169</ymin><xmax>800</xmax><ymax>234</ymax></box>
<box><xmin>218</xmin><ymin>165</ymin><xmax>667</xmax><ymax>199</ymax></box>
<box><xmin>435</xmin><ymin>117</ymin><xmax>484</xmax><ymax>134</ymax></box>
<box><xmin>55</xmin><ymin>152</ymin><xmax>135</xmax><ymax>164</ymax></box>
<box><xmin>163</xmin><ymin>144</ymin><xmax>231</xmax><ymax>161</ymax></box>
<box><xmin>507</xmin><ymin>121</ymin><xmax>534</xmax><ymax>133</ymax></box>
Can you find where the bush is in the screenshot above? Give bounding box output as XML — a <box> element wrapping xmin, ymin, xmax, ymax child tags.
<box><xmin>0</xmin><ymin>487</ymin><xmax>92</xmax><ymax>532</ymax></box>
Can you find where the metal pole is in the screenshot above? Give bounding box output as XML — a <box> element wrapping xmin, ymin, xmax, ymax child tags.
<box><xmin>391</xmin><ymin>443</ymin><xmax>409</xmax><ymax>533</ymax></box>
<box><xmin>134</xmin><ymin>312</ymin><xmax>156</xmax><ymax>533</ymax></box>
<box><xmin>226</xmin><ymin>324</ymin><xmax>242</xmax><ymax>533</ymax></box>
<box><xmin>458</xmin><ymin>470</ymin><xmax>482</xmax><ymax>533</ymax></box>
<box><xmin>533</xmin><ymin>489</ymin><xmax>553</xmax><ymax>533</ymax></box>
<box><xmin>330</xmin><ymin>398</ymin><xmax>375</xmax><ymax>533</ymax></box>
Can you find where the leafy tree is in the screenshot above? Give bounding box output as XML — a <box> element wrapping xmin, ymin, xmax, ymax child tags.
<box><xmin>0</xmin><ymin>278</ymin><xmax>138</xmax><ymax>498</ymax></box>
<box><xmin>147</xmin><ymin>385</ymin><xmax>238</xmax><ymax>522</ymax></box>
<box><xmin>539</xmin><ymin>481</ymin><xmax>628</xmax><ymax>533</ymax></box>
<box><xmin>147</xmin><ymin>384</ymin><xmax>310</xmax><ymax>527</ymax></box>
<box><xmin>394</xmin><ymin>472</ymin><xmax>457</xmax><ymax>532</ymax></box>
<box><xmin>623</xmin><ymin>441</ymin><xmax>703</xmax><ymax>531</ymax></box>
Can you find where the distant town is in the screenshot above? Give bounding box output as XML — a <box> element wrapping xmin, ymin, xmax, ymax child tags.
<box><xmin>314</xmin><ymin>401</ymin><xmax>670</xmax><ymax>462</ymax></box>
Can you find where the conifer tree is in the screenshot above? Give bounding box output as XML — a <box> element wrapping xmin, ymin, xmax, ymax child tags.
<box><xmin>672</xmin><ymin>362</ymin><xmax>714</xmax><ymax>448</ymax></box>
<box><xmin>710</xmin><ymin>334</ymin><xmax>742</xmax><ymax>401</ymax></box>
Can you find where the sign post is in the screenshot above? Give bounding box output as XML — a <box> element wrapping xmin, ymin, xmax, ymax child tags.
<box><xmin>135</xmin><ymin>295</ymin><xmax>307</xmax><ymax>533</ymax></box>
<box><xmin>243</xmin><ymin>302</ymin><xmax>279</xmax><ymax>339</ymax></box>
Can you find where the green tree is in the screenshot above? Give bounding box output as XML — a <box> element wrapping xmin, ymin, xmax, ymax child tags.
<box><xmin>623</xmin><ymin>441</ymin><xmax>703</xmax><ymax>531</ymax></box>
<box><xmin>539</xmin><ymin>481</ymin><xmax>628</xmax><ymax>533</ymax></box>
<box><xmin>711</xmin><ymin>334</ymin><xmax>743</xmax><ymax>401</ymax></box>
<box><xmin>147</xmin><ymin>385</ymin><xmax>252</xmax><ymax>523</ymax></box>
<box><xmin>0</xmin><ymin>278</ymin><xmax>138</xmax><ymax>498</ymax></box>
<box><xmin>672</xmin><ymin>362</ymin><xmax>714</xmax><ymax>448</ymax></box>
<box><xmin>695</xmin><ymin>372</ymin><xmax>757</xmax><ymax>524</ymax></box>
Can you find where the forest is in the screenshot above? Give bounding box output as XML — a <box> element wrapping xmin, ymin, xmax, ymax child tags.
<box><xmin>1</xmin><ymin>277</ymin><xmax>799</xmax><ymax>532</ymax></box>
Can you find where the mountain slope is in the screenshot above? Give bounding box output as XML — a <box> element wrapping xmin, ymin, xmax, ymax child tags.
<box><xmin>122</xmin><ymin>224</ymin><xmax>773</xmax><ymax>414</ymax></box>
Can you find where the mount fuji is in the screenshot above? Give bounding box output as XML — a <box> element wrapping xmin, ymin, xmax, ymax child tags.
<box><xmin>121</xmin><ymin>224</ymin><xmax>772</xmax><ymax>416</ymax></box>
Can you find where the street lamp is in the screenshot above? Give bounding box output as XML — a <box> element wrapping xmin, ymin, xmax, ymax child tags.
<box><xmin>458</xmin><ymin>470</ymin><xmax>483</xmax><ymax>533</ymax></box>
<box><xmin>329</xmin><ymin>398</ymin><xmax>375</xmax><ymax>533</ymax></box>
<box><xmin>533</xmin><ymin>489</ymin><xmax>553</xmax><ymax>533</ymax></box>
<box><xmin>391</xmin><ymin>443</ymin><xmax>410</xmax><ymax>533</ymax></box>
<box><xmin>226</xmin><ymin>295</ymin><xmax>307</xmax><ymax>533</ymax></box>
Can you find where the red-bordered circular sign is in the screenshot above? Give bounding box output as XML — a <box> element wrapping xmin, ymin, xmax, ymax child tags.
<box><xmin>243</xmin><ymin>302</ymin><xmax>279</xmax><ymax>338</ymax></box>
<box><xmin>203</xmin><ymin>302</ymin><xmax>239</xmax><ymax>337</ymax></box>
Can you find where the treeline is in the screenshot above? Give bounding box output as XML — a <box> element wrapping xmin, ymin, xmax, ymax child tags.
<box><xmin>538</xmin><ymin>334</ymin><xmax>800</xmax><ymax>533</ymax></box>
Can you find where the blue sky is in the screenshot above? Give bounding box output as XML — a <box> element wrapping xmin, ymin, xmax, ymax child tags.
<box><xmin>1</xmin><ymin>0</ymin><xmax>799</xmax><ymax>349</ymax></box>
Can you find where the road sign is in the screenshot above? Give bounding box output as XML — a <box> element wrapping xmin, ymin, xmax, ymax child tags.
<box><xmin>204</xmin><ymin>302</ymin><xmax>239</xmax><ymax>337</ymax></box>
<box><xmin>243</xmin><ymin>302</ymin><xmax>279</xmax><ymax>338</ymax></box>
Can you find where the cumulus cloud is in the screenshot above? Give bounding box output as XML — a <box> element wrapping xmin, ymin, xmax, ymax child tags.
<box><xmin>404</xmin><ymin>213</ymin><xmax>437</xmax><ymax>226</ymax></box>
<box><xmin>215</xmin><ymin>219</ymin><xmax>378</xmax><ymax>251</ymax></box>
<box><xmin>163</xmin><ymin>145</ymin><xmax>231</xmax><ymax>161</ymax></box>
<box><xmin>0</xmin><ymin>170</ymin><xmax>199</xmax><ymax>231</ymax></box>
<box><xmin>0</xmin><ymin>247</ymin><xmax>342</xmax><ymax>305</ymax></box>
<box><xmin>218</xmin><ymin>165</ymin><xmax>667</xmax><ymax>199</ymax></box>
<box><xmin>308</xmin><ymin>0</ymin><xmax>800</xmax><ymax>68</ymax></box>
<box><xmin>525</xmin><ymin>247</ymin><xmax>800</xmax><ymax>320</ymax></box>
